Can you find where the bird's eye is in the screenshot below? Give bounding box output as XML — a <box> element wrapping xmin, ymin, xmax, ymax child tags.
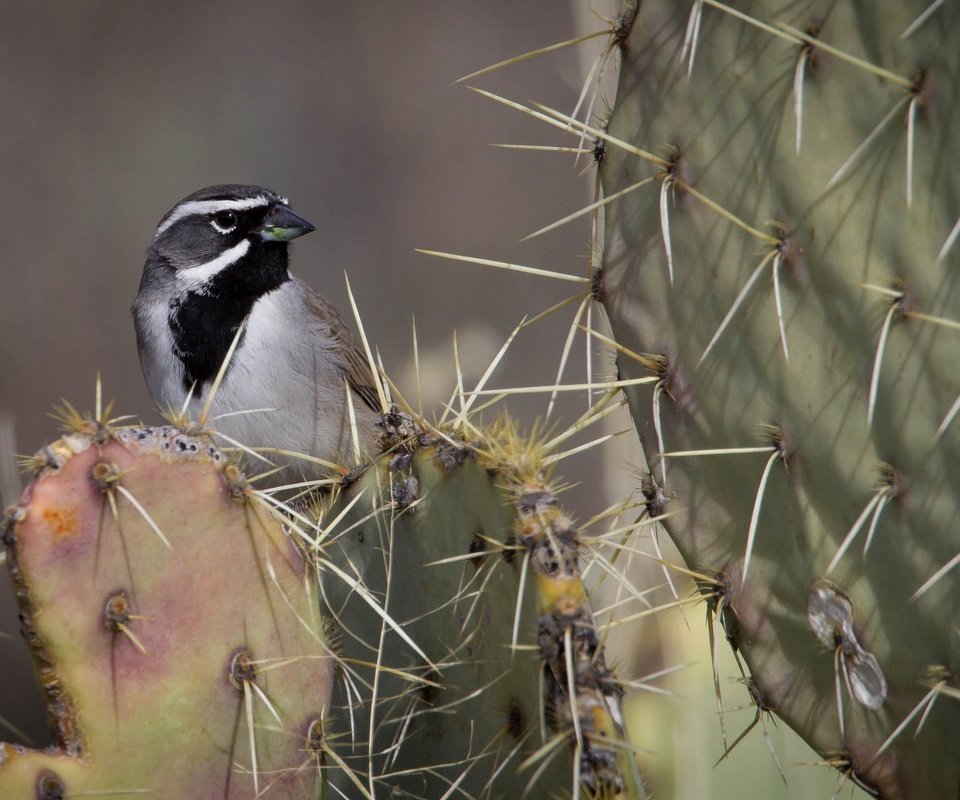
<box><xmin>211</xmin><ymin>210</ymin><xmax>238</xmax><ymax>232</ymax></box>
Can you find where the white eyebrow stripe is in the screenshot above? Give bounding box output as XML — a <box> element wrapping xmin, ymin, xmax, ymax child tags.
<box><xmin>155</xmin><ymin>195</ymin><xmax>280</xmax><ymax>238</ymax></box>
<box><xmin>175</xmin><ymin>239</ymin><xmax>251</xmax><ymax>291</ymax></box>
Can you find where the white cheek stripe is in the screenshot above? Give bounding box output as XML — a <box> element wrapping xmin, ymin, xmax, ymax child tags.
<box><xmin>155</xmin><ymin>194</ymin><xmax>286</xmax><ymax>238</ymax></box>
<box><xmin>176</xmin><ymin>239</ymin><xmax>251</xmax><ymax>291</ymax></box>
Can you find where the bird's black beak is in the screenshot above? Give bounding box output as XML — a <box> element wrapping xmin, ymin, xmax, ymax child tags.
<box><xmin>255</xmin><ymin>205</ymin><xmax>316</xmax><ymax>242</ymax></box>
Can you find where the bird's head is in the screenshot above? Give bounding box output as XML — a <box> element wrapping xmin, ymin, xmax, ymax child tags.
<box><xmin>147</xmin><ymin>184</ymin><xmax>315</xmax><ymax>295</ymax></box>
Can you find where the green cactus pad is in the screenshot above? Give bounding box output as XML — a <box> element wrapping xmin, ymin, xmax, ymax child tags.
<box><xmin>312</xmin><ymin>412</ymin><xmax>646</xmax><ymax>798</ymax></box>
<box><xmin>599</xmin><ymin>1</ymin><xmax>960</xmax><ymax>796</ymax></box>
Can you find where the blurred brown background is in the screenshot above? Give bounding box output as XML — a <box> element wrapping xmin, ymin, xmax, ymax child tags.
<box><xmin>0</xmin><ymin>1</ymin><xmax>610</xmax><ymax>745</ymax></box>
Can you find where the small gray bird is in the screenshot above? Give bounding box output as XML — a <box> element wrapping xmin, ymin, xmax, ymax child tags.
<box><xmin>132</xmin><ymin>184</ymin><xmax>380</xmax><ymax>483</ymax></box>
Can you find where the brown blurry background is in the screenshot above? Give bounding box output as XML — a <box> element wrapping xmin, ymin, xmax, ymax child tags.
<box><xmin>0</xmin><ymin>0</ymin><xmax>612</xmax><ymax>745</ymax></box>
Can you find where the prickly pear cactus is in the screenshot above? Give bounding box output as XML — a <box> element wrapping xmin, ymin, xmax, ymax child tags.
<box><xmin>0</xmin><ymin>406</ymin><xmax>645</xmax><ymax>798</ymax></box>
<box><xmin>311</xmin><ymin>411</ymin><xmax>646</xmax><ymax>798</ymax></box>
<box><xmin>0</xmin><ymin>423</ymin><xmax>334</xmax><ymax>798</ymax></box>
<box><xmin>599</xmin><ymin>1</ymin><xmax>960</xmax><ymax>797</ymax></box>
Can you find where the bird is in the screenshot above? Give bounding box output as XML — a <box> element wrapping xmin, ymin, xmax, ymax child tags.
<box><xmin>132</xmin><ymin>184</ymin><xmax>381</xmax><ymax>486</ymax></box>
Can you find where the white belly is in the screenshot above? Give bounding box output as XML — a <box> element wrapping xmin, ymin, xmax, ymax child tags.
<box><xmin>141</xmin><ymin>284</ymin><xmax>362</xmax><ymax>482</ymax></box>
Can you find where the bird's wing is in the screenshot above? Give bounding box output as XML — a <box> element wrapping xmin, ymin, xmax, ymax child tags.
<box><xmin>301</xmin><ymin>282</ymin><xmax>382</xmax><ymax>413</ymax></box>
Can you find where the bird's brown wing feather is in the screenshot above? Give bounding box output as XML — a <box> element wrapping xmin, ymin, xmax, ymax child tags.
<box><xmin>302</xmin><ymin>284</ymin><xmax>381</xmax><ymax>413</ymax></box>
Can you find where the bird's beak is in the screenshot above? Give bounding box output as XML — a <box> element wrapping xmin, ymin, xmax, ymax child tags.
<box><xmin>255</xmin><ymin>206</ymin><xmax>316</xmax><ymax>242</ymax></box>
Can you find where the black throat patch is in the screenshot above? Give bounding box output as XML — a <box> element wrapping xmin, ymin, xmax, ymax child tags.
<box><xmin>168</xmin><ymin>244</ymin><xmax>289</xmax><ymax>392</ymax></box>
